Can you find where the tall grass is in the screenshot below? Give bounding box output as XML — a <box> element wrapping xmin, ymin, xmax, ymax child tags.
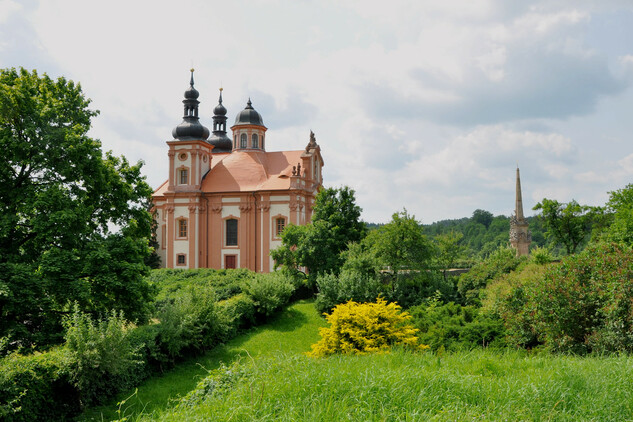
<box><xmin>79</xmin><ymin>300</ymin><xmax>326</xmax><ymax>421</ymax></box>
<box><xmin>147</xmin><ymin>350</ymin><xmax>633</xmax><ymax>421</ymax></box>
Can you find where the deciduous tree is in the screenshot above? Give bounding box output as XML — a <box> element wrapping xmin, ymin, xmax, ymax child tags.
<box><xmin>271</xmin><ymin>186</ymin><xmax>365</xmax><ymax>283</ymax></box>
<box><xmin>0</xmin><ymin>68</ymin><xmax>155</xmax><ymax>351</ymax></box>
<box><xmin>533</xmin><ymin>198</ymin><xmax>598</xmax><ymax>255</ymax></box>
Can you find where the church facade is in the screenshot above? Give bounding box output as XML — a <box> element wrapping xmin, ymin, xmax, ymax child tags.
<box><xmin>152</xmin><ymin>71</ymin><xmax>324</xmax><ymax>271</ymax></box>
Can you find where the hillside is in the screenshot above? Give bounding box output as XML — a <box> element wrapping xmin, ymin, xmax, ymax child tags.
<box><xmin>82</xmin><ymin>299</ymin><xmax>633</xmax><ymax>422</ymax></box>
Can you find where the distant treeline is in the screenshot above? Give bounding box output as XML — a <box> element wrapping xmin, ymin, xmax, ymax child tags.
<box><xmin>366</xmin><ymin>209</ymin><xmax>559</xmax><ymax>264</ymax></box>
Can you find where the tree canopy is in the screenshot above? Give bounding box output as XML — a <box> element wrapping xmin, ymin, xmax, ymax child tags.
<box><xmin>0</xmin><ymin>68</ymin><xmax>155</xmax><ymax>351</ymax></box>
<box><xmin>271</xmin><ymin>186</ymin><xmax>366</xmax><ymax>283</ymax></box>
<box><xmin>532</xmin><ymin>198</ymin><xmax>599</xmax><ymax>255</ymax></box>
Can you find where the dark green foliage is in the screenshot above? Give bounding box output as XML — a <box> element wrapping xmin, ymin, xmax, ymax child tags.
<box><xmin>533</xmin><ymin>198</ymin><xmax>601</xmax><ymax>255</ymax></box>
<box><xmin>0</xmin><ymin>68</ymin><xmax>155</xmax><ymax>352</ymax></box>
<box><xmin>271</xmin><ymin>186</ymin><xmax>366</xmax><ymax>283</ymax></box>
<box><xmin>63</xmin><ymin>307</ymin><xmax>145</xmax><ymax>408</ymax></box>
<box><xmin>1</xmin><ymin>268</ymin><xmax>297</xmax><ymax>421</ymax></box>
<box><xmin>314</xmin><ymin>272</ymin><xmax>384</xmax><ymax>314</ymax></box>
<box><xmin>155</xmin><ymin>285</ymin><xmax>220</xmax><ymax>363</ymax></box>
<box><xmin>215</xmin><ymin>294</ymin><xmax>256</xmax><ymax>339</ymax></box>
<box><xmin>242</xmin><ymin>272</ymin><xmax>296</xmax><ymax>318</ymax></box>
<box><xmin>602</xmin><ymin>184</ymin><xmax>633</xmax><ymax>246</ymax></box>
<box><xmin>409</xmin><ymin>300</ymin><xmax>506</xmax><ymax>351</ymax></box>
<box><xmin>150</xmin><ymin>268</ymin><xmax>252</xmax><ymax>302</ymax></box>
<box><xmin>365</xmin><ymin>209</ymin><xmax>433</xmax><ymax>274</ymax></box>
<box><xmin>493</xmin><ymin>243</ymin><xmax>633</xmax><ymax>353</ymax></box>
<box><xmin>472</xmin><ymin>209</ymin><xmax>494</xmax><ymax>229</ymax></box>
<box><xmin>457</xmin><ymin>247</ymin><xmax>523</xmax><ymax>305</ymax></box>
<box><xmin>0</xmin><ymin>348</ymin><xmax>78</xmax><ymax>422</ymax></box>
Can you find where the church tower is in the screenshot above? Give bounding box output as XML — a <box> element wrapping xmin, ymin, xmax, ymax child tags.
<box><xmin>509</xmin><ymin>167</ymin><xmax>531</xmax><ymax>256</ymax></box>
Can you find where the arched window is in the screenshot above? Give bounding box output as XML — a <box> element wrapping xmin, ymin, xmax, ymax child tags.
<box><xmin>234</xmin><ymin>135</ymin><xmax>237</xmax><ymax>149</ymax></box>
<box><xmin>226</xmin><ymin>218</ymin><xmax>238</xmax><ymax>246</ymax></box>
<box><xmin>252</xmin><ymin>133</ymin><xmax>259</xmax><ymax>148</ymax></box>
<box><xmin>240</xmin><ymin>133</ymin><xmax>247</xmax><ymax>149</ymax></box>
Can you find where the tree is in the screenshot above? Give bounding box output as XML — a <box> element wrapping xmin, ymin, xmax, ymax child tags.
<box><xmin>271</xmin><ymin>186</ymin><xmax>366</xmax><ymax>283</ymax></box>
<box><xmin>603</xmin><ymin>184</ymin><xmax>633</xmax><ymax>247</ymax></box>
<box><xmin>533</xmin><ymin>198</ymin><xmax>598</xmax><ymax>255</ymax></box>
<box><xmin>434</xmin><ymin>231</ymin><xmax>465</xmax><ymax>281</ymax></box>
<box><xmin>366</xmin><ymin>209</ymin><xmax>433</xmax><ymax>275</ymax></box>
<box><xmin>472</xmin><ymin>209</ymin><xmax>493</xmax><ymax>229</ymax></box>
<box><xmin>0</xmin><ymin>68</ymin><xmax>155</xmax><ymax>351</ymax></box>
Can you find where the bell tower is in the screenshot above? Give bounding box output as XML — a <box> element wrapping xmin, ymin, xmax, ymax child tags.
<box><xmin>509</xmin><ymin>167</ymin><xmax>531</xmax><ymax>256</ymax></box>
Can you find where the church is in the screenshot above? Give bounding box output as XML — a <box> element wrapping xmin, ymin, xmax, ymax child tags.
<box><xmin>152</xmin><ymin>71</ymin><xmax>324</xmax><ymax>271</ymax></box>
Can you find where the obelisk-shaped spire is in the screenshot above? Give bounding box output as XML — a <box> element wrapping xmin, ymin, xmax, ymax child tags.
<box><xmin>515</xmin><ymin>167</ymin><xmax>525</xmax><ymax>221</ymax></box>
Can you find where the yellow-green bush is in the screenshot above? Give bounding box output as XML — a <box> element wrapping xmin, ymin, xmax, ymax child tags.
<box><xmin>308</xmin><ymin>298</ymin><xmax>428</xmax><ymax>357</ymax></box>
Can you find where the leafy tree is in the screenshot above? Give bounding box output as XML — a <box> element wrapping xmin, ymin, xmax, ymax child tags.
<box><xmin>365</xmin><ymin>209</ymin><xmax>433</xmax><ymax>275</ymax></box>
<box><xmin>472</xmin><ymin>209</ymin><xmax>494</xmax><ymax>229</ymax></box>
<box><xmin>603</xmin><ymin>184</ymin><xmax>633</xmax><ymax>246</ymax></box>
<box><xmin>0</xmin><ymin>68</ymin><xmax>155</xmax><ymax>351</ymax></box>
<box><xmin>271</xmin><ymin>186</ymin><xmax>365</xmax><ymax>283</ymax></box>
<box><xmin>533</xmin><ymin>198</ymin><xmax>599</xmax><ymax>255</ymax></box>
<box><xmin>434</xmin><ymin>230</ymin><xmax>465</xmax><ymax>281</ymax></box>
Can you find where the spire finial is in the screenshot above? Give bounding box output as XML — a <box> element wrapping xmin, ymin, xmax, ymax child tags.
<box><xmin>189</xmin><ymin>68</ymin><xmax>195</xmax><ymax>86</ymax></box>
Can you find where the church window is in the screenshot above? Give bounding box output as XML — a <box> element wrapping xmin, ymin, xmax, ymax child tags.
<box><xmin>275</xmin><ymin>217</ymin><xmax>286</xmax><ymax>237</ymax></box>
<box><xmin>177</xmin><ymin>218</ymin><xmax>187</xmax><ymax>238</ymax></box>
<box><xmin>252</xmin><ymin>133</ymin><xmax>259</xmax><ymax>148</ymax></box>
<box><xmin>240</xmin><ymin>133</ymin><xmax>247</xmax><ymax>148</ymax></box>
<box><xmin>176</xmin><ymin>254</ymin><xmax>186</xmax><ymax>266</ymax></box>
<box><xmin>179</xmin><ymin>168</ymin><xmax>189</xmax><ymax>185</ymax></box>
<box><xmin>226</xmin><ymin>218</ymin><xmax>238</xmax><ymax>246</ymax></box>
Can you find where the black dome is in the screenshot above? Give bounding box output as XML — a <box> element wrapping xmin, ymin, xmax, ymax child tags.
<box><xmin>208</xmin><ymin>133</ymin><xmax>232</xmax><ymax>152</ymax></box>
<box><xmin>172</xmin><ymin>120</ymin><xmax>210</xmax><ymax>141</ymax></box>
<box><xmin>184</xmin><ymin>84</ymin><xmax>199</xmax><ymax>100</ymax></box>
<box><xmin>214</xmin><ymin>102</ymin><xmax>227</xmax><ymax>116</ymax></box>
<box><xmin>234</xmin><ymin>99</ymin><xmax>265</xmax><ymax>127</ymax></box>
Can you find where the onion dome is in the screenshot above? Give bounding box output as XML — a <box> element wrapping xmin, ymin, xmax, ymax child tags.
<box><xmin>213</xmin><ymin>89</ymin><xmax>227</xmax><ymax>116</ymax></box>
<box><xmin>233</xmin><ymin>98</ymin><xmax>265</xmax><ymax>127</ymax></box>
<box><xmin>172</xmin><ymin>69</ymin><xmax>210</xmax><ymax>141</ymax></box>
<box><xmin>208</xmin><ymin>88</ymin><xmax>232</xmax><ymax>153</ymax></box>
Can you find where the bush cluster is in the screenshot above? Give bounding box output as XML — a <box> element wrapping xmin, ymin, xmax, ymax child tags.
<box><xmin>308</xmin><ymin>298</ymin><xmax>427</xmax><ymax>357</ymax></box>
<box><xmin>0</xmin><ymin>269</ymin><xmax>297</xmax><ymax>421</ymax></box>
<box><xmin>491</xmin><ymin>242</ymin><xmax>633</xmax><ymax>353</ymax></box>
<box><xmin>408</xmin><ymin>299</ymin><xmax>506</xmax><ymax>352</ymax></box>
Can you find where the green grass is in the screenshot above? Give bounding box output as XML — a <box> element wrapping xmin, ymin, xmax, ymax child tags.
<box><xmin>79</xmin><ymin>299</ymin><xmax>327</xmax><ymax>421</ymax></box>
<box><xmin>146</xmin><ymin>350</ymin><xmax>633</xmax><ymax>421</ymax></box>
<box><xmin>83</xmin><ymin>299</ymin><xmax>633</xmax><ymax>421</ymax></box>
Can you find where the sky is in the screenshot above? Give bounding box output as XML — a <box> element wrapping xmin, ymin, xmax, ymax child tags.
<box><xmin>2</xmin><ymin>0</ymin><xmax>633</xmax><ymax>224</ymax></box>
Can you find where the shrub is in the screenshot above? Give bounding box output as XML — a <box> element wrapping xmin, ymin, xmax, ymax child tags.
<box><xmin>214</xmin><ymin>293</ymin><xmax>256</xmax><ymax>342</ymax></box>
<box><xmin>457</xmin><ymin>247</ymin><xmax>524</xmax><ymax>305</ymax></box>
<box><xmin>308</xmin><ymin>298</ymin><xmax>427</xmax><ymax>357</ymax></box>
<box><xmin>155</xmin><ymin>285</ymin><xmax>219</xmax><ymax>363</ymax></box>
<box><xmin>0</xmin><ymin>348</ymin><xmax>78</xmax><ymax>422</ymax></box>
<box><xmin>63</xmin><ymin>306</ymin><xmax>145</xmax><ymax>407</ymax></box>
<box><xmin>242</xmin><ymin>272</ymin><xmax>295</xmax><ymax>318</ymax></box>
<box><xmin>408</xmin><ymin>299</ymin><xmax>506</xmax><ymax>351</ymax></box>
<box><xmin>388</xmin><ymin>270</ymin><xmax>456</xmax><ymax>309</ymax></box>
<box><xmin>492</xmin><ymin>242</ymin><xmax>633</xmax><ymax>353</ymax></box>
<box><xmin>315</xmin><ymin>271</ymin><xmax>384</xmax><ymax>314</ymax></box>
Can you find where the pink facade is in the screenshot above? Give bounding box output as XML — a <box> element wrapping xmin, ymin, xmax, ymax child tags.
<box><xmin>152</xmin><ymin>73</ymin><xmax>323</xmax><ymax>271</ymax></box>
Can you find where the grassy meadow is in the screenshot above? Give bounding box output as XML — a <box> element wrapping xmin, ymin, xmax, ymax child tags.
<box><xmin>81</xmin><ymin>299</ymin><xmax>633</xmax><ymax>422</ymax></box>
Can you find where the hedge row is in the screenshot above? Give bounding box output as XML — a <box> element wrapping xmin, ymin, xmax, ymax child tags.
<box><xmin>0</xmin><ymin>270</ymin><xmax>297</xmax><ymax>421</ymax></box>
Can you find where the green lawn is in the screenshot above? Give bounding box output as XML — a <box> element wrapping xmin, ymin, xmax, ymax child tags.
<box><xmin>82</xmin><ymin>299</ymin><xmax>633</xmax><ymax>422</ymax></box>
<box><xmin>79</xmin><ymin>299</ymin><xmax>327</xmax><ymax>421</ymax></box>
